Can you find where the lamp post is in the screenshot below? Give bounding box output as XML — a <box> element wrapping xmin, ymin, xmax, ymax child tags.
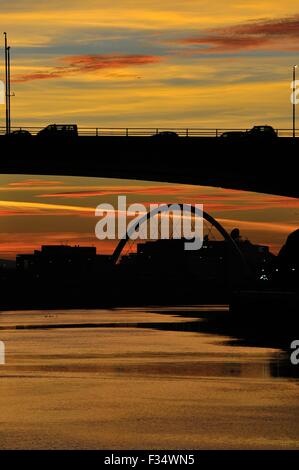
<box><xmin>3</xmin><ymin>32</ymin><xmax>12</xmax><ymax>134</ymax></box>
<box><xmin>4</xmin><ymin>32</ymin><xmax>9</xmax><ymax>135</ymax></box>
<box><xmin>7</xmin><ymin>45</ymin><xmax>11</xmax><ymax>134</ymax></box>
<box><xmin>293</xmin><ymin>65</ymin><xmax>297</xmax><ymax>138</ymax></box>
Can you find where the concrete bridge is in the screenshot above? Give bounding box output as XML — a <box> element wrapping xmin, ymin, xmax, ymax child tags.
<box><xmin>0</xmin><ymin>136</ymin><xmax>298</xmax><ymax>198</ymax></box>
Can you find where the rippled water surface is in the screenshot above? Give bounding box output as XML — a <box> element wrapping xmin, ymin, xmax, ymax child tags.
<box><xmin>0</xmin><ymin>306</ymin><xmax>298</xmax><ymax>449</ymax></box>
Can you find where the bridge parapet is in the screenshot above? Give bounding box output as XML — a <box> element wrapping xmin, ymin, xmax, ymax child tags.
<box><xmin>0</xmin><ymin>126</ymin><xmax>297</xmax><ymax>138</ymax></box>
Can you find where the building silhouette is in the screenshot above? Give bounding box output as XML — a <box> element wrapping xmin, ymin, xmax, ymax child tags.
<box><xmin>119</xmin><ymin>236</ymin><xmax>272</xmax><ymax>284</ymax></box>
<box><xmin>16</xmin><ymin>245</ymin><xmax>111</xmax><ymax>281</ymax></box>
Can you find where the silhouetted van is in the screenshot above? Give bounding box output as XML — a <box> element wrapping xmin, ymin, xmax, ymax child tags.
<box><xmin>37</xmin><ymin>124</ymin><xmax>78</xmax><ymax>137</ymax></box>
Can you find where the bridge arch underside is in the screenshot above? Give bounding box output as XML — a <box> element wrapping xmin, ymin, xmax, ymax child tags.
<box><xmin>0</xmin><ymin>137</ymin><xmax>298</xmax><ymax>198</ymax></box>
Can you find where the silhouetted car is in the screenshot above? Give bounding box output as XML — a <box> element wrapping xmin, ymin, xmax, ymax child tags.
<box><xmin>9</xmin><ymin>129</ymin><xmax>32</xmax><ymax>138</ymax></box>
<box><xmin>220</xmin><ymin>131</ymin><xmax>245</xmax><ymax>139</ymax></box>
<box><xmin>220</xmin><ymin>125</ymin><xmax>277</xmax><ymax>139</ymax></box>
<box><xmin>37</xmin><ymin>124</ymin><xmax>78</xmax><ymax>137</ymax></box>
<box><xmin>152</xmin><ymin>131</ymin><xmax>179</xmax><ymax>139</ymax></box>
<box><xmin>247</xmin><ymin>125</ymin><xmax>277</xmax><ymax>139</ymax></box>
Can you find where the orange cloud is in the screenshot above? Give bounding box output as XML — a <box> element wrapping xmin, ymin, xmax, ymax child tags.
<box><xmin>0</xmin><ymin>199</ymin><xmax>94</xmax><ymax>216</ymax></box>
<box><xmin>38</xmin><ymin>186</ymin><xmax>191</xmax><ymax>198</ymax></box>
<box><xmin>184</xmin><ymin>198</ymin><xmax>299</xmax><ymax>213</ymax></box>
<box><xmin>180</xmin><ymin>15</ymin><xmax>299</xmax><ymax>53</ymax></box>
<box><xmin>8</xmin><ymin>179</ymin><xmax>64</xmax><ymax>187</ymax></box>
<box><xmin>14</xmin><ymin>54</ymin><xmax>162</xmax><ymax>83</ymax></box>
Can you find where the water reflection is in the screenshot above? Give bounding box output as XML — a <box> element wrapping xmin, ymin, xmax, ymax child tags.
<box><xmin>0</xmin><ymin>306</ymin><xmax>297</xmax><ymax>380</ymax></box>
<box><xmin>1</xmin><ymin>307</ymin><xmax>299</xmax><ymax>450</ymax></box>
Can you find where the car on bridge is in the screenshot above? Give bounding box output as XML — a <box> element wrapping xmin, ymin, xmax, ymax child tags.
<box><xmin>220</xmin><ymin>125</ymin><xmax>277</xmax><ymax>139</ymax></box>
<box><xmin>247</xmin><ymin>125</ymin><xmax>277</xmax><ymax>138</ymax></box>
<box><xmin>37</xmin><ymin>124</ymin><xmax>78</xmax><ymax>137</ymax></box>
<box><xmin>220</xmin><ymin>131</ymin><xmax>245</xmax><ymax>139</ymax></box>
<box><xmin>151</xmin><ymin>131</ymin><xmax>179</xmax><ymax>139</ymax></box>
<box><xmin>8</xmin><ymin>129</ymin><xmax>32</xmax><ymax>139</ymax></box>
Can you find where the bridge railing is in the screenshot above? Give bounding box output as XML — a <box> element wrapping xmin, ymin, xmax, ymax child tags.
<box><xmin>0</xmin><ymin>126</ymin><xmax>297</xmax><ymax>137</ymax></box>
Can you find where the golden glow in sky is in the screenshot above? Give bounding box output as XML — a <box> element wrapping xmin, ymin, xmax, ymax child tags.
<box><xmin>0</xmin><ymin>2</ymin><xmax>298</xmax><ymax>260</ymax></box>
<box><xmin>1</xmin><ymin>1</ymin><xmax>299</xmax><ymax>128</ymax></box>
<box><xmin>0</xmin><ymin>175</ymin><xmax>298</xmax><ymax>259</ymax></box>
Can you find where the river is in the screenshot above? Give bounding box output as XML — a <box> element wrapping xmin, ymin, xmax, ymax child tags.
<box><xmin>0</xmin><ymin>306</ymin><xmax>298</xmax><ymax>449</ymax></box>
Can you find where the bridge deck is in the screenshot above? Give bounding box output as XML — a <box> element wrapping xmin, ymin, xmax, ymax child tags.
<box><xmin>0</xmin><ymin>136</ymin><xmax>297</xmax><ymax>198</ymax></box>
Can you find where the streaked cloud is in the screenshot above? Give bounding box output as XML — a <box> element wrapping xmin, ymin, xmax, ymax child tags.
<box><xmin>2</xmin><ymin>1</ymin><xmax>299</xmax><ymax>127</ymax></box>
<box><xmin>38</xmin><ymin>185</ymin><xmax>191</xmax><ymax>198</ymax></box>
<box><xmin>0</xmin><ymin>175</ymin><xmax>298</xmax><ymax>259</ymax></box>
<box><xmin>180</xmin><ymin>15</ymin><xmax>299</xmax><ymax>53</ymax></box>
<box><xmin>8</xmin><ymin>179</ymin><xmax>64</xmax><ymax>187</ymax></box>
<box><xmin>14</xmin><ymin>54</ymin><xmax>162</xmax><ymax>82</ymax></box>
<box><xmin>0</xmin><ymin>199</ymin><xmax>94</xmax><ymax>214</ymax></box>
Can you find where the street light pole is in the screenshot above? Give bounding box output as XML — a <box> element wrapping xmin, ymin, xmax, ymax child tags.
<box><xmin>4</xmin><ymin>32</ymin><xmax>9</xmax><ymax>135</ymax></box>
<box><xmin>7</xmin><ymin>45</ymin><xmax>11</xmax><ymax>134</ymax></box>
<box><xmin>293</xmin><ymin>65</ymin><xmax>297</xmax><ymax>138</ymax></box>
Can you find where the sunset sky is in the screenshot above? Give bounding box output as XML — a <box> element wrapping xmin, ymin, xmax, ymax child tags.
<box><xmin>0</xmin><ymin>2</ymin><xmax>298</xmax><ymax>260</ymax></box>
<box><xmin>1</xmin><ymin>0</ymin><xmax>299</xmax><ymax>128</ymax></box>
<box><xmin>0</xmin><ymin>175</ymin><xmax>298</xmax><ymax>259</ymax></box>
